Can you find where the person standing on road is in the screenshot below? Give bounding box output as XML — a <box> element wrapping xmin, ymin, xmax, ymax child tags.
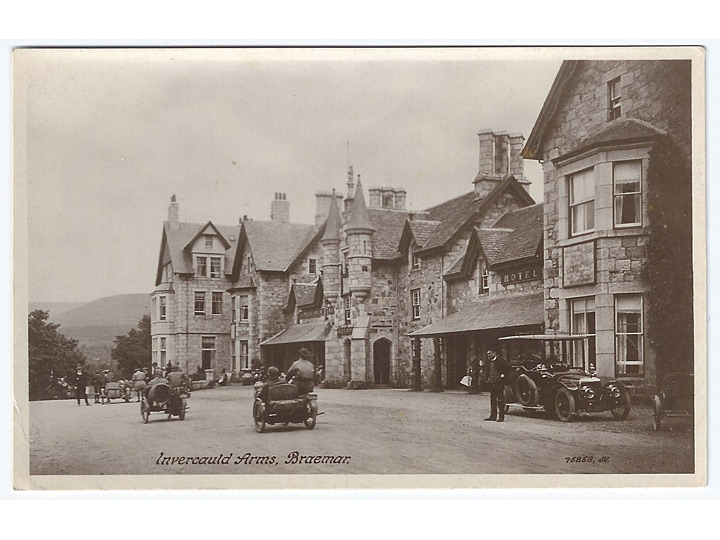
<box><xmin>483</xmin><ymin>347</ymin><xmax>509</xmax><ymax>422</ymax></box>
<box><xmin>131</xmin><ymin>367</ymin><xmax>147</xmax><ymax>402</ymax></box>
<box><xmin>92</xmin><ymin>371</ymin><xmax>104</xmax><ymax>403</ymax></box>
<box><xmin>285</xmin><ymin>348</ymin><xmax>316</xmax><ymax>396</ymax></box>
<box><xmin>74</xmin><ymin>367</ymin><xmax>90</xmax><ymax>406</ymax></box>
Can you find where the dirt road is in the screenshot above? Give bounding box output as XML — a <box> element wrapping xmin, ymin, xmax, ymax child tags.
<box><xmin>28</xmin><ymin>385</ymin><xmax>694</xmax><ymax>475</ymax></box>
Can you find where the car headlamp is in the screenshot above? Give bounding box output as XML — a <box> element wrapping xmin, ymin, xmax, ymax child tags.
<box><xmin>581</xmin><ymin>386</ymin><xmax>595</xmax><ymax>399</ymax></box>
<box><xmin>608</xmin><ymin>386</ymin><xmax>621</xmax><ymax>398</ymax></box>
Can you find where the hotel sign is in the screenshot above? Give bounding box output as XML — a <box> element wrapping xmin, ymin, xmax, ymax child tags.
<box><xmin>337</xmin><ymin>326</ymin><xmax>353</xmax><ymax>336</ymax></box>
<box><xmin>501</xmin><ymin>264</ymin><xmax>542</xmax><ymax>285</ymax></box>
<box><xmin>298</xmin><ymin>308</ymin><xmax>324</xmax><ymax>320</ymax></box>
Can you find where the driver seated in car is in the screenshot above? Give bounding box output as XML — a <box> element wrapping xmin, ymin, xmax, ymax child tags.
<box><xmin>167</xmin><ymin>365</ymin><xmax>188</xmax><ymax>390</ymax></box>
<box><xmin>259</xmin><ymin>366</ymin><xmax>285</xmax><ymax>404</ymax></box>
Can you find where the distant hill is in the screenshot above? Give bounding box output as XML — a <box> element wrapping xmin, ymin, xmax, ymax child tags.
<box><xmin>52</xmin><ymin>293</ymin><xmax>151</xmax><ymax>329</ymax></box>
<box><xmin>29</xmin><ymin>301</ymin><xmax>84</xmax><ymax>317</ymax></box>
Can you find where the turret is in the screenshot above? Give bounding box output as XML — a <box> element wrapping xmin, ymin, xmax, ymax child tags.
<box><xmin>321</xmin><ymin>190</ymin><xmax>342</xmax><ymax>310</ymax></box>
<box><xmin>344</xmin><ymin>178</ymin><xmax>374</xmax><ymax>303</ymax></box>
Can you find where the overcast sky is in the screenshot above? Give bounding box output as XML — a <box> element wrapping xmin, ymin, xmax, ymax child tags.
<box><xmin>18</xmin><ymin>49</ymin><xmax>562</xmax><ymax>303</ymax></box>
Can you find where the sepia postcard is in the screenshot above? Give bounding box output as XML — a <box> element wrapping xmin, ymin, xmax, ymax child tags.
<box><xmin>12</xmin><ymin>46</ymin><xmax>706</xmax><ymax>490</ymax></box>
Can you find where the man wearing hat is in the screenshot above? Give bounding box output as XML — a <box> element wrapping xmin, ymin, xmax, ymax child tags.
<box><xmin>483</xmin><ymin>347</ymin><xmax>509</xmax><ymax>422</ymax></box>
<box><xmin>285</xmin><ymin>348</ymin><xmax>316</xmax><ymax>396</ymax></box>
<box><xmin>73</xmin><ymin>367</ymin><xmax>90</xmax><ymax>406</ymax></box>
<box><xmin>92</xmin><ymin>371</ymin><xmax>104</xmax><ymax>403</ymax></box>
<box><xmin>259</xmin><ymin>366</ymin><xmax>285</xmax><ymax>403</ymax></box>
<box><xmin>167</xmin><ymin>364</ymin><xmax>188</xmax><ymax>390</ymax></box>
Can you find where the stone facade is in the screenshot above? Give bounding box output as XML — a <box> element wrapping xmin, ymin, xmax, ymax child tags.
<box><xmin>526</xmin><ymin>60</ymin><xmax>692</xmax><ymax>393</ymax></box>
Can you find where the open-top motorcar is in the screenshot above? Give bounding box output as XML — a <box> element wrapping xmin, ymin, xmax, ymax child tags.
<box><xmin>498</xmin><ymin>334</ymin><xmax>631</xmax><ymax>422</ymax></box>
<box><xmin>652</xmin><ymin>372</ymin><xmax>693</xmax><ymax>431</ymax></box>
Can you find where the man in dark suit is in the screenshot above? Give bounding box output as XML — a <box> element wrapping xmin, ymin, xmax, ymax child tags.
<box><xmin>73</xmin><ymin>367</ymin><xmax>90</xmax><ymax>406</ymax></box>
<box><xmin>483</xmin><ymin>347</ymin><xmax>509</xmax><ymax>422</ymax></box>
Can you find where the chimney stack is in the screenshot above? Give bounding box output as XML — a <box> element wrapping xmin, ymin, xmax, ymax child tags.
<box><xmin>168</xmin><ymin>194</ymin><xmax>180</xmax><ymax>231</ymax></box>
<box><xmin>474</xmin><ymin>129</ymin><xmax>529</xmax><ymax>198</ymax></box>
<box><xmin>271</xmin><ymin>192</ymin><xmax>290</xmax><ymax>222</ymax></box>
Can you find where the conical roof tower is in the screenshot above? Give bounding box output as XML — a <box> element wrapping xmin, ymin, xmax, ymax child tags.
<box><xmin>321</xmin><ymin>189</ymin><xmax>342</xmax><ymax>243</ymax></box>
<box><xmin>345</xmin><ymin>177</ymin><xmax>375</xmax><ymax>233</ymax></box>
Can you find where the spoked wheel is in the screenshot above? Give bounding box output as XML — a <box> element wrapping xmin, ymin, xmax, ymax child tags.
<box><xmin>516</xmin><ymin>375</ymin><xmax>539</xmax><ymax>407</ymax></box>
<box><xmin>141</xmin><ymin>400</ymin><xmax>150</xmax><ymax>424</ymax></box>
<box><xmin>611</xmin><ymin>391</ymin><xmax>631</xmax><ymax>420</ymax></box>
<box><xmin>652</xmin><ymin>396</ymin><xmax>662</xmax><ymax>431</ymax></box>
<box><xmin>555</xmin><ymin>388</ymin><xmax>575</xmax><ymax>422</ymax></box>
<box><xmin>304</xmin><ymin>401</ymin><xmax>318</xmax><ymax>430</ymax></box>
<box><xmin>253</xmin><ymin>401</ymin><xmax>266</xmax><ymax>433</ymax></box>
<box><xmin>179</xmin><ymin>398</ymin><xmax>187</xmax><ymax>421</ymax></box>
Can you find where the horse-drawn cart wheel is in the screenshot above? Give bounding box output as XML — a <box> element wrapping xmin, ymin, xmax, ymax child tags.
<box><xmin>304</xmin><ymin>401</ymin><xmax>318</xmax><ymax>430</ymax></box>
<box><xmin>141</xmin><ymin>400</ymin><xmax>149</xmax><ymax>424</ymax></box>
<box><xmin>253</xmin><ymin>400</ymin><xmax>266</xmax><ymax>433</ymax></box>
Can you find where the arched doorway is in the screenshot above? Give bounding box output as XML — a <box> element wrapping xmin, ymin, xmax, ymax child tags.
<box><xmin>343</xmin><ymin>339</ymin><xmax>351</xmax><ymax>385</ymax></box>
<box><xmin>373</xmin><ymin>338</ymin><xmax>391</xmax><ymax>386</ymax></box>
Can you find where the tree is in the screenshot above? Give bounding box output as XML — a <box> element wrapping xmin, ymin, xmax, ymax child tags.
<box><xmin>111</xmin><ymin>315</ymin><xmax>152</xmax><ymax>379</ymax></box>
<box><xmin>643</xmin><ymin>137</ymin><xmax>694</xmax><ymax>382</ymax></box>
<box><xmin>28</xmin><ymin>310</ymin><xmax>87</xmax><ymax>400</ymax></box>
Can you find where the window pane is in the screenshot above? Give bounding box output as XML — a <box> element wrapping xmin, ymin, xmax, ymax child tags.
<box><xmin>614</xmin><ymin>161</ymin><xmax>641</xmax><ymax>186</ymax></box>
<box><xmin>570</xmin><ymin>169</ymin><xmax>594</xmax><ymax>203</ymax></box>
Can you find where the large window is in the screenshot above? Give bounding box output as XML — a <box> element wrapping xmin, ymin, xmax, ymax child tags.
<box><xmin>570</xmin><ymin>297</ymin><xmax>596</xmax><ymax>370</ymax></box>
<box><xmin>240</xmin><ymin>340</ymin><xmax>249</xmax><ymax>369</ymax></box>
<box><xmin>411</xmin><ymin>288</ymin><xmax>421</xmax><ymax>320</ymax></box>
<box><xmin>159</xmin><ymin>337</ymin><xmax>167</xmax><ymax>368</ymax></box>
<box><xmin>479</xmin><ymin>260</ymin><xmax>489</xmax><ymax>294</ymax></box>
<box><xmin>210</xmin><ymin>257</ymin><xmax>222</xmax><ymax>278</ymax></box>
<box><xmin>212</xmin><ymin>291</ymin><xmax>223</xmax><ymax>315</ymax></box>
<box><xmin>151</xmin><ymin>298</ymin><xmax>156</xmax><ymax>322</ymax></box>
<box><xmin>615</xmin><ymin>295</ymin><xmax>644</xmax><ymax>376</ymax></box>
<box><xmin>231</xmin><ymin>340</ymin><xmax>238</xmax><ymax>372</ymax></box>
<box><xmin>240</xmin><ymin>295</ymin><xmax>249</xmax><ymax>321</ymax></box>
<box><xmin>569</xmin><ymin>168</ymin><xmax>595</xmax><ymax>236</ymax></box>
<box><xmin>608</xmin><ymin>77</ymin><xmax>622</xmax><ymax>121</ymax></box>
<box><xmin>194</xmin><ymin>291</ymin><xmax>206</xmax><ymax>315</ymax></box>
<box><xmin>201</xmin><ymin>336</ymin><xmax>216</xmax><ymax>370</ymax></box>
<box><xmin>159</xmin><ymin>295</ymin><xmax>166</xmax><ymax>321</ymax></box>
<box><xmin>231</xmin><ymin>296</ymin><xmax>237</xmax><ymax>322</ymax></box>
<box><xmin>614</xmin><ymin>160</ymin><xmax>642</xmax><ymax>227</ymax></box>
<box><xmin>152</xmin><ymin>337</ymin><xmax>158</xmax><ymax>365</ymax></box>
<box><xmin>197</xmin><ymin>256</ymin><xmax>207</xmax><ymax>278</ymax></box>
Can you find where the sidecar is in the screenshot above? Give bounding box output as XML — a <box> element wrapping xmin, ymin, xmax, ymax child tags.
<box><xmin>140</xmin><ymin>382</ymin><xmax>189</xmax><ymax>423</ymax></box>
<box><xmin>102</xmin><ymin>381</ymin><xmax>131</xmax><ymax>404</ymax></box>
<box><xmin>252</xmin><ymin>383</ymin><xmax>317</xmax><ymax>433</ymax></box>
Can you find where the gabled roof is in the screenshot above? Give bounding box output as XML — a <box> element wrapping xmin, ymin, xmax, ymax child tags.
<box><xmin>182</xmin><ymin>221</ymin><xmax>231</xmax><ymax>251</ymax></box>
<box><xmin>155</xmin><ymin>221</ymin><xmax>240</xmax><ymax>285</ymax></box>
<box><xmin>522</xmin><ymin>60</ymin><xmax>580</xmax><ymax>161</ymax></box>
<box><xmin>284</xmin><ymin>278</ymin><xmax>323</xmax><ymax>313</ymax></box>
<box><xmin>367</xmin><ymin>208</ymin><xmax>413</xmax><ymax>260</ymax></box>
<box><xmin>490</xmin><ymin>203</ymin><xmax>543</xmax><ymax>266</ymax></box>
<box><xmin>444</xmin><ymin>203</ymin><xmax>543</xmax><ymax>280</ymax></box>
<box><xmin>408</xmin><ymin>219</ymin><xmax>441</xmax><ymax>246</ymax></box>
<box><xmin>419</xmin><ymin>176</ymin><xmax>535</xmax><ymax>254</ymax></box>
<box><xmin>552</xmin><ymin>119</ymin><xmax>666</xmax><ymax>164</ymax></box>
<box><xmin>238</xmin><ymin>220</ymin><xmax>317</xmax><ymax>273</ymax></box>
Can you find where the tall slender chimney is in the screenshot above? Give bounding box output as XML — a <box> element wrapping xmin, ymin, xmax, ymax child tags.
<box><xmin>168</xmin><ymin>194</ymin><xmax>180</xmax><ymax>231</ymax></box>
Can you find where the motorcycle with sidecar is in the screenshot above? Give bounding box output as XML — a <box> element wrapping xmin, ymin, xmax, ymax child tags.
<box><xmin>252</xmin><ymin>382</ymin><xmax>318</xmax><ymax>433</ymax></box>
<box><xmin>140</xmin><ymin>382</ymin><xmax>189</xmax><ymax>423</ymax></box>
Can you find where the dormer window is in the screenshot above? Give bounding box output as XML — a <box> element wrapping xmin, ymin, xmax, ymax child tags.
<box><xmin>410</xmin><ymin>243</ymin><xmax>420</xmax><ymax>270</ymax></box>
<box><xmin>197</xmin><ymin>256</ymin><xmax>207</xmax><ymax>278</ymax></box>
<box><xmin>608</xmin><ymin>77</ymin><xmax>621</xmax><ymax>121</ymax></box>
<box><xmin>210</xmin><ymin>257</ymin><xmax>222</xmax><ymax>278</ymax></box>
<box><xmin>309</xmin><ymin>258</ymin><xmax>317</xmax><ymax>275</ymax></box>
<box><xmin>479</xmin><ymin>260</ymin><xmax>489</xmax><ymax>294</ymax></box>
<box><xmin>205</xmin><ymin>234</ymin><xmax>213</xmax><ymax>249</ymax></box>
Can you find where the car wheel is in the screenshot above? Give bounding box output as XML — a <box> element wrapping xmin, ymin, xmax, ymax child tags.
<box><xmin>253</xmin><ymin>400</ymin><xmax>266</xmax><ymax>433</ymax></box>
<box><xmin>304</xmin><ymin>401</ymin><xmax>318</xmax><ymax>430</ymax></box>
<box><xmin>141</xmin><ymin>400</ymin><xmax>149</xmax><ymax>424</ymax></box>
<box><xmin>555</xmin><ymin>387</ymin><xmax>575</xmax><ymax>422</ymax></box>
<box><xmin>652</xmin><ymin>395</ymin><xmax>663</xmax><ymax>431</ymax></box>
<box><xmin>611</xmin><ymin>390</ymin><xmax>631</xmax><ymax>420</ymax></box>
<box><xmin>516</xmin><ymin>374</ymin><xmax>539</xmax><ymax>407</ymax></box>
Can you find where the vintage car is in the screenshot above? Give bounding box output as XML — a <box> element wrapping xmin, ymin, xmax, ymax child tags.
<box><xmin>652</xmin><ymin>372</ymin><xmax>693</xmax><ymax>431</ymax></box>
<box><xmin>102</xmin><ymin>381</ymin><xmax>132</xmax><ymax>404</ymax></box>
<box><xmin>499</xmin><ymin>334</ymin><xmax>632</xmax><ymax>422</ymax></box>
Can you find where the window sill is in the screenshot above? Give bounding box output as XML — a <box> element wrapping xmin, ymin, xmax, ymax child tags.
<box><xmin>557</xmin><ymin>228</ymin><xmax>648</xmax><ymax>249</ymax></box>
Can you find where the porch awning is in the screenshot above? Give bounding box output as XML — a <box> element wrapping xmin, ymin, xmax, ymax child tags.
<box><xmin>260</xmin><ymin>321</ymin><xmax>331</xmax><ymax>347</ymax></box>
<box><xmin>407</xmin><ymin>292</ymin><xmax>543</xmax><ymax>338</ymax></box>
